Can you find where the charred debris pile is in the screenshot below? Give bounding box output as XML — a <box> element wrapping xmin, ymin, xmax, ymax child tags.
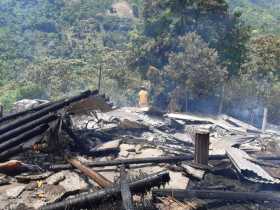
<box><xmin>0</xmin><ymin>90</ymin><xmax>280</xmax><ymax>210</ymax></box>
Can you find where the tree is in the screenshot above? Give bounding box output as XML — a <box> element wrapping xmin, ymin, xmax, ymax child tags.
<box><xmin>165</xmin><ymin>32</ymin><xmax>227</xmax><ymax>99</ymax></box>
<box><xmin>25</xmin><ymin>58</ymin><xmax>86</xmax><ymax>99</ymax></box>
<box><xmin>240</xmin><ymin>35</ymin><xmax>280</xmax><ymax>124</ymax></box>
<box><xmin>131</xmin><ymin>0</ymin><xmax>249</xmax><ymax>76</ymax></box>
<box><xmin>241</xmin><ymin>35</ymin><xmax>280</xmax><ymax>97</ymax></box>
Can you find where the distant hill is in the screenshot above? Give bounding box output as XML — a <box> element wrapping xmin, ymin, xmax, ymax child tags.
<box><xmin>228</xmin><ymin>0</ymin><xmax>280</xmax><ymax>35</ymax></box>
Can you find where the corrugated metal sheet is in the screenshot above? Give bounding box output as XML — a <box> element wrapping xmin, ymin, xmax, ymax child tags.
<box><xmin>226</xmin><ymin>147</ymin><xmax>280</xmax><ymax>184</ymax></box>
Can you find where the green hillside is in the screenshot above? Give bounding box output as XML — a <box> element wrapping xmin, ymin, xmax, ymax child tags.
<box><xmin>228</xmin><ymin>0</ymin><xmax>280</xmax><ymax>34</ymax></box>
<box><xmin>0</xmin><ymin>0</ymin><xmax>280</xmax><ymax>124</ymax></box>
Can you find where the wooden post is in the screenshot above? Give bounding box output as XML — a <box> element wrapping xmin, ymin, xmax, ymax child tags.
<box><xmin>120</xmin><ymin>165</ymin><xmax>134</xmax><ymax>210</ymax></box>
<box><xmin>98</xmin><ymin>65</ymin><xmax>102</xmax><ymax>92</ymax></box>
<box><xmin>218</xmin><ymin>84</ymin><xmax>225</xmax><ymax>115</ymax></box>
<box><xmin>262</xmin><ymin>107</ymin><xmax>268</xmax><ymax>133</ymax></box>
<box><xmin>194</xmin><ymin>131</ymin><xmax>209</xmax><ymax>165</ymax></box>
<box><xmin>0</xmin><ymin>104</ymin><xmax>3</xmax><ymax>118</ymax></box>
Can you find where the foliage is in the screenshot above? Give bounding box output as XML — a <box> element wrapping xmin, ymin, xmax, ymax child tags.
<box><xmin>164</xmin><ymin>33</ymin><xmax>227</xmax><ymax>97</ymax></box>
<box><xmin>239</xmin><ymin>35</ymin><xmax>280</xmax><ymax>123</ymax></box>
<box><xmin>228</xmin><ymin>0</ymin><xmax>280</xmax><ymax>35</ymax></box>
<box><xmin>0</xmin><ymin>0</ymin><xmax>141</xmax><ymax>109</ymax></box>
<box><xmin>131</xmin><ymin>0</ymin><xmax>250</xmax><ymax>77</ymax></box>
<box><xmin>0</xmin><ymin>82</ymin><xmax>44</xmax><ymax>110</ymax></box>
<box><xmin>241</xmin><ymin>35</ymin><xmax>280</xmax><ymax>98</ymax></box>
<box><xmin>0</xmin><ymin>0</ymin><xmax>280</xmax><ymax>125</ymax></box>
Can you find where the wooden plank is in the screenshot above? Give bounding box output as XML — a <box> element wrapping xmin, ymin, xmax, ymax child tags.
<box><xmin>66</xmin><ymin>157</ymin><xmax>112</xmax><ymax>188</ymax></box>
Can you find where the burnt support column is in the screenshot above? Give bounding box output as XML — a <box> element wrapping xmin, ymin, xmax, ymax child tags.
<box><xmin>194</xmin><ymin>131</ymin><xmax>209</xmax><ymax>165</ymax></box>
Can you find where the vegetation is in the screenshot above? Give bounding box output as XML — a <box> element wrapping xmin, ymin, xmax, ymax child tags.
<box><xmin>0</xmin><ymin>0</ymin><xmax>279</xmax><ymax>125</ymax></box>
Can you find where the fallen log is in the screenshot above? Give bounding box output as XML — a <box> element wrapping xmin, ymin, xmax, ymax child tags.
<box><xmin>40</xmin><ymin>171</ymin><xmax>170</xmax><ymax>210</ymax></box>
<box><xmin>0</xmin><ymin>124</ymin><xmax>49</xmax><ymax>153</ymax></box>
<box><xmin>152</xmin><ymin>189</ymin><xmax>280</xmax><ymax>203</ymax></box>
<box><xmin>120</xmin><ymin>165</ymin><xmax>134</xmax><ymax>210</ymax></box>
<box><xmin>67</xmin><ymin>157</ymin><xmax>112</xmax><ymax>188</ymax></box>
<box><xmin>0</xmin><ymin>90</ymin><xmax>95</xmax><ymax>135</ymax></box>
<box><xmin>0</xmin><ymin>114</ymin><xmax>57</xmax><ymax>144</ymax></box>
<box><xmin>48</xmin><ymin>155</ymin><xmax>226</xmax><ymax>171</ymax></box>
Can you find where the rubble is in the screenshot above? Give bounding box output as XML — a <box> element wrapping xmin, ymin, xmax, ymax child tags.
<box><xmin>0</xmin><ymin>90</ymin><xmax>280</xmax><ymax>210</ymax></box>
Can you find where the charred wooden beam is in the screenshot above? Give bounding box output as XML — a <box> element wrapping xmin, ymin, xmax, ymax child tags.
<box><xmin>255</xmin><ymin>155</ymin><xmax>280</xmax><ymax>161</ymax></box>
<box><xmin>0</xmin><ymin>145</ymin><xmax>25</xmax><ymax>160</ymax></box>
<box><xmin>0</xmin><ymin>124</ymin><xmax>49</xmax><ymax>153</ymax></box>
<box><xmin>120</xmin><ymin>165</ymin><xmax>134</xmax><ymax>210</ymax></box>
<box><xmin>0</xmin><ymin>101</ymin><xmax>55</xmax><ymax>125</ymax></box>
<box><xmin>67</xmin><ymin>157</ymin><xmax>112</xmax><ymax>188</ymax></box>
<box><xmin>0</xmin><ymin>90</ymin><xmax>95</xmax><ymax>135</ymax></box>
<box><xmin>40</xmin><ymin>171</ymin><xmax>170</xmax><ymax>210</ymax></box>
<box><xmin>48</xmin><ymin>155</ymin><xmax>195</xmax><ymax>171</ymax></box>
<box><xmin>152</xmin><ymin>189</ymin><xmax>280</xmax><ymax>203</ymax></box>
<box><xmin>87</xmin><ymin>147</ymin><xmax>120</xmax><ymax>157</ymax></box>
<box><xmin>0</xmin><ymin>114</ymin><xmax>57</xmax><ymax>144</ymax></box>
<box><xmin>48</xmin><ymin>155</ymin><xmax>229</xmax><ymax>171</ymax></box>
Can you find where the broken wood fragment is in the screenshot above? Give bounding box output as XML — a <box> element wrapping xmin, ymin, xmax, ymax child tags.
<box><xmin>40</xmin><ymin>171</ymin><xmax>170</xmax><ymax>210</ymax></box>
<box><xmin>0</xmin><ymin>160</ymin><xmax>23</xmax><ymax>172</ymax></box>
<box><xmin>181</xmin><ymin>164</ymin><xmax>205</xmax><ymax>180</ymax></box>
<box><xmin>66</xmin><ymin>157</ymin><xmax>112</xmax><ymax>188</ymax></box>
